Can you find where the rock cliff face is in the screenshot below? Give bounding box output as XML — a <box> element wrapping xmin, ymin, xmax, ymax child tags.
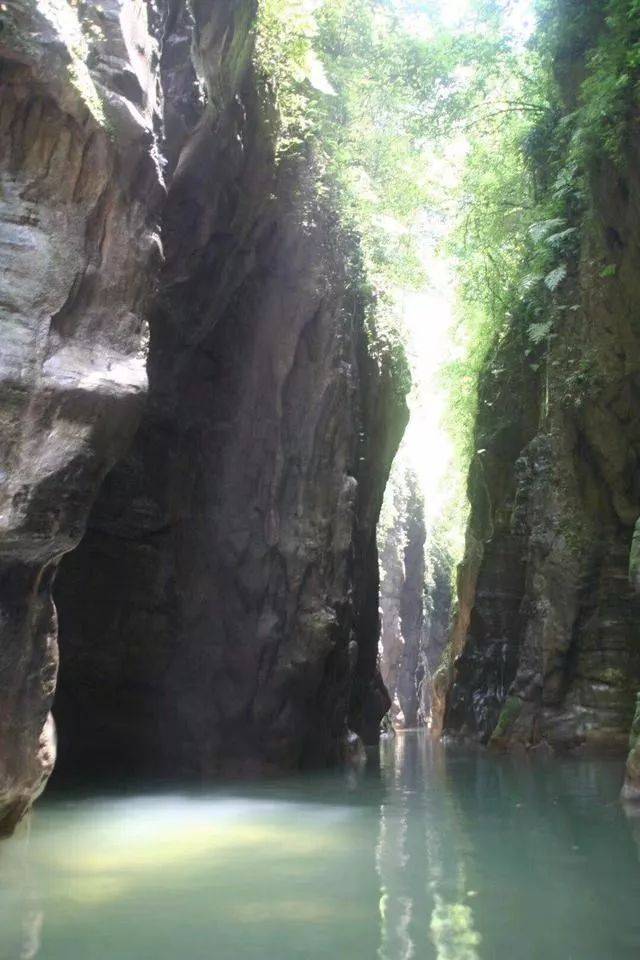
<box><xmin>419</xmin><ymin>539</ymin><xmax>452</xmax><ymax>728</ymax></box>
<box><xmin>0</xmin><ymin>0</ymin><xmax>163</xmax><ymax>834</ymax></box>
<box><xmin>441</xmin><ymin>288</ymin><xmax>640</xmax><ymax>757</ymax></box>
<box><xmin>396</xmin><ymin>476</ymin><xmax>426</xmax><ymax>727</ymax></box>
<box><xmin>378</xmin><ymin>468</ymin><xmax>427</xmax><ymax>728</ymax></box>
<box><xmin>438</xmin><ymin>5</ymin><xmax>640</xmax><ymax>772</ymax></box>
<box><xmin>379</xmin><ymin>484</ymin><xmax>406</xmax><ymax>725</ymax></box>
<box><xmin>51</xmin><ymin>1</ymin><xmax>407</xmax><ymax>781</ymax></box>
<box><xmin>0</xmin><ymin>0</ymin><xmax>407</xmax><ymax>827</ymax></box>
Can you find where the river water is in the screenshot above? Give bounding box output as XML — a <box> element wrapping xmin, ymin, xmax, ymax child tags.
<box><xmin>2</xmin><ymin>731</ymin><xmax>640</xmax><ymax>960</ymax></box>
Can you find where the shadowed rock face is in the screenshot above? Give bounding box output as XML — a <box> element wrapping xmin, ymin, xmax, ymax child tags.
<box><xmin>0</xmin><ymin>0</ymin><xmax>406</xmax><ymax>827</ymax></box>
<box><xmin>0</xmin><ymin>0</ymin><xmax>163</xmax><ymax>833</ymax></box>
<box><xmin>437</xmin><ymin>4</ymin><xmax>640</xmax><ymax>767</ymax></box>
<box><xmin>51</xmin><ymin>2</ymin><xmax>407</xmax><ymax>781</ymax></box>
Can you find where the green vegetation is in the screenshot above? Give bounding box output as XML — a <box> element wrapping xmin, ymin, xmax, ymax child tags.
<box><xmin>254</xmin><ymin>0</ymin><xmax>640</xmax><ymax>554</ymax></box>
<box><xmin>549</xmin><ymin>0</ymin><xmax>640</xmax><ymax>163</ymax></box>
<box><xmin>445</xmin><ymin>0</ymin><xmax>640</xmax><ymax>471</ymax></box>
<box><xmin>442</xmin><ymin>16</ymin><xmax>556</xmax><ymax>470</ymax></box>
<box><xmin>8</xmin><ymin>1</ymin><xmax>110</xmax><ymax>127</ymax></box>
<box><xmin>254</xmin><ymin>1</ymin><xmax>516</xmax><ymax>553</ymax></box>
<box><xmin>492</xmin><ymin>695</ymin><xmax>523</xmax><ymax>740</ymax></box>
<box><xmin>255</xmin><ymin>0</ymin><xmax>440</xmax><ymax>380</ymax></box>
<box><xmin>254</xmin><ymin>0</ymin><xmax>322</xmax><ymax>155</ymax></box>
<box><xmin>253</xmin><ymin>0</ymin><xmax>509</xmax><ymax>395</ymax></box>
<box><xmin>630</xmin><ymin>693</ymin><xmax>640</xmax><ymax>750</ymax></box>
<box><xmin>255</xmin><ymin>0</ymin><xmax>501</xmax><ymax>280</ymax></box>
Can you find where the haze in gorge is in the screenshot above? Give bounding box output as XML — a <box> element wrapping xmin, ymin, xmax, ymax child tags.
<box><xmin>2</xmin><ymin>0</ymin><xmax>640</xmax><ymax>957</ymax></box>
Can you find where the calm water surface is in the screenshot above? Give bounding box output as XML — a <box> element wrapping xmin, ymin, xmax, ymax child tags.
<box><xmin>2</xmin><ymin>732</ymin><xmax>640</xmax><ymax>960</ymax></box>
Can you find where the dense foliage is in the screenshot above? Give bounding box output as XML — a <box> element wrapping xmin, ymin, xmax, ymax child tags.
<box><xmin>445</xmin><ymin>0</ymin><xmax>640</xmax><ymax>467</ymax></box>
<box><xmin>253</xmin><ymin>0</ymin><xmax>509</xmax><ymax>395</ymax></box>
<box><xmin>255</xmin><ymin>0</ymin><xmax>640</xmax><ymax>548</ymax></box>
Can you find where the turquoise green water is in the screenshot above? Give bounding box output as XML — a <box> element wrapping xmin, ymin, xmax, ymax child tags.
<box><xmin>2</xmin><ymin>732</ymin><xmax>640</xmax><ymax>959</ymax></box>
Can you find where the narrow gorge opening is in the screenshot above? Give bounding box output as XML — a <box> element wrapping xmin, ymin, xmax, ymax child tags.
<box><xmin>4</xmin><ymin>0</ymin><xmax>640</xmax><ymax>956</ymax></box>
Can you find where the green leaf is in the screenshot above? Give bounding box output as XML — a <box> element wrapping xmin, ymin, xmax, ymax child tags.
<box><xmin>528</xmin><ymin>218</ymin><xmax>566</xmax><ymax>243</ymax></box>
<box><xmin>546</xmin><ymin>227</ymin><xmax>578</xmax><ymax>248</ymax></box>
<box><xmin>520</xmin><ymin>273</ymin><xmax>542</xmax><ymax>294</ymax></box>
<box><xmin>527</xmin><ymin>320</ymin><xmax>552</xmax><ymax>344</ymax></box>
<box><xmin>544</xmin><ymin>264</ymin><xmax>567</xmax><ymax>291</ymax></box>
<box><xmin>600</xmin><ymin>263</ymin><xmax>617</xmax><ymax>278</ymax></box>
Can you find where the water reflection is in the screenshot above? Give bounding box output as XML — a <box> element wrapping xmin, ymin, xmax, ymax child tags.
<box><xmin>376</xmin><ymin>735</ymin><xmax>480</xmax><ymax>960</ymax></box>
<box><xmin>2</xmin><ymin>734</ymin><xmax>640</xmax><ymax>959</ymax></box>
<box><xmin>20</xmin><ymin>902</ymin><xmax>43</xmax><ymax>960</ymax></box>
<box><xmin>376</xmin><ymin>735</ymin><xmax>413</xmax><ymax>959</ymax></box>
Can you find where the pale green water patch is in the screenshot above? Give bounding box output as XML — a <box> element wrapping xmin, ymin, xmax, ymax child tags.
<box><xmin>1</xmin><ymin>733</ymin><xmax>640</xmax><ymax>959</ymax></box>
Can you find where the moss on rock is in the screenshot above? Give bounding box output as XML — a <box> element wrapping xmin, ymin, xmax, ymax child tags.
<box><xmin>491</xmin><ymin>696</ymin><xmax>523</xmax><ymax>742</ymax></box>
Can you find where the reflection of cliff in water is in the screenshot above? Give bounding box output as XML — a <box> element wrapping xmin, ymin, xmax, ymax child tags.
<box><xmin>377</xmin><ymin>734</ymin><xmax>480</xmax><ymax>960</ymax></box>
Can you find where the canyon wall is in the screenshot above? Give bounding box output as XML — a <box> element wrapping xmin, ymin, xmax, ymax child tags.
<box><xmin>0</xmin><ymin>0</ymin><xmax>163</xmax><ymax>834</ymax></box>
<box><xmin>378</xmin><ymin>468</ymin><xmax>451</xmax><ymax>729</ymax></box>
<box><xmin>419</xmin><ymin>539</ymin><xmax>452</xmax><ymax>728</ymax></box>
<box><xmin>0</xmin><ymin>0</ymin><xmax>407</xmax><ymax>828</ymax></box>
<box><xmin>395</xmin><ymin>474</ymin><xmax>426</xmax><ymax>727</ymax></box>
<box><xmin>52</xmin><ymin>0</ymin><xmax>408</xmax><ymax>780</ymax></box>
<box><xmin>438</xmin><ymin>2</ymin><xmax>640</xmax><ymax>784</ymax></box>
<box><xmin>379</xmin><ymin>474</ymin><xmax>407</xmax><ymax>724</ymax></box>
